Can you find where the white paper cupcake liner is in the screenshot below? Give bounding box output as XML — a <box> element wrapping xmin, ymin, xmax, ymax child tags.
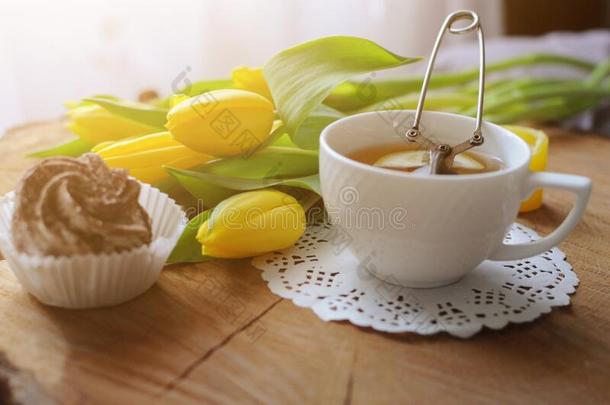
<box><xmin>0</xmin><ymin>183</ymin><xmax>187</xmax><ymax>309</ymax></box>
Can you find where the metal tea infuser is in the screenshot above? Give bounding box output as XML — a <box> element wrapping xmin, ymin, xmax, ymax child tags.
<box><xmin>405</xmin><ymin>10</ymin><xmax>485</xmax><ymax>174</ymax></box>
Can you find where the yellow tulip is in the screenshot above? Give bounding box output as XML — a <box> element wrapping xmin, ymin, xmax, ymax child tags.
<box><xmin>166</xmin><ymin>89</ymin><xmax>275</xmax><ymax>157</ymax></box>
<box><xmin>66</xmin><ymin>101</ymin><xmax>159</xmax><ymax>144</ymax></box>
<box><xmin>197</xmin><ymin>190</ymin><xmax>306</xmax><ymax>258</ymax></box>
<box><xmin>91</xmin><ymin>140</ymin><xmax>115</xmax><ymax>152</ymax></box>
<box><xmin>232</xmin><ymin>66</ymin><xmax>273</xmax><ymax>102</ymax></box>
<box><xmin>96</xmin><ymin>132</ymin><xmax>212</xmax><ymax>184</ymax></box>
<box><xmin>503</xmin><ymin>125</ymin><xmax>549</xmax><ymax>212</ymax></box>
<box><xmin>168</xmin><ymin>94</ymin><xmax>191</xmax><ymax>108</ymax></box>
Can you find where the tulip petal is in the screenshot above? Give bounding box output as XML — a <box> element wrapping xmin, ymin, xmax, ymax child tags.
<box><xmin>196</xmin><ymin>190</ymin><xmax>306</xmax><ymax>258</ymax></box>
<box><xmin>166</xmin><ymin>89</ymin><xmax>275</xmax><ymax>157</ymax></box>
<box><xmin>66</xmin><ymin>104</ymin><xmax>160</xmax><ymax>144</ymax></box>
<box><xmin>232</xmin><ymin>66</ymin><xmax>273</xmax><ymax>101</ymax></box>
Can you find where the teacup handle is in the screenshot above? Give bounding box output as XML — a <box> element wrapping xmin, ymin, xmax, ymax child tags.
<box><xmin>489</xmin><ymin>172</ymin><xmax>592</xmax><ymax>261</ymax></box>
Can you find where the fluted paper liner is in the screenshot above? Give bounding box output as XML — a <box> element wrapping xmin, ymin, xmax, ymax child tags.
<box><xmin>0</xmin><ymin>183</ymin><xmax>187</xmax><ymax>309</ymax></box>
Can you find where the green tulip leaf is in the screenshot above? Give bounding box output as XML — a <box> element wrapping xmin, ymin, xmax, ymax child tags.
<box><xmin>275</xmin><ymin>175</ymin><xmax>320</xmax><ymax>194</ymax></box>
<box><xmin>294</xmin><ymin>105</ymin><xmax>345</xmax><ymax>150</ymax></box>
<box><xmin>178</xmin><ymin>79</ymin><xmax>234</xmax><ymax>97</ymax></box>
<box><xmin>84</xmin><ymin>97</ymin><xmax>168</xmax><ymax>129</ymax></box>
<box><xmin>324</xmin><ymin>53</ymin><xmax>597</xmax><ymax>112</ymax></box>
<box><xmin>155</xmin><ymin>79</ymin><xmax>234</xmax><ymax>108</ymax></box>
<box><xmin>166</xmin><ymin>209</ymin><xmax>212</xmax><ymax>264</ymax></box>
<box><xmin>264</xmin><ymin>36</ymin><xmax>420</xmax><ymax>148</ymax></box>
<box><xmin>29</xmin><ymin>138</ymin><xmax>93</xmax><ymax>158</ymax></box>
<box><xmin>197</xmin><ymin>146</ymin><xmax>318</xmax><ymax>179</ymax></box>
<box><xmin>166</xmin><ymin>166</ymin><xmax>320</xmax><ymax>207</ymax></box>
<box><xmin>165</xmin><ymin>168</ymin><xmax>236</xmax><ymax>208</ymax></box>
<box><xmin>271</xmin><ymin>133</ymin><xmax>298</xmax><ymax>147</ymax></box>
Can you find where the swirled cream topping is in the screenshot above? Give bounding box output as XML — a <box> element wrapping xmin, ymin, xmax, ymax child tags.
<box><xmin>11</xmin><ymin>153</ymin><xmax>152</xmax><ymax>256</ymax></box>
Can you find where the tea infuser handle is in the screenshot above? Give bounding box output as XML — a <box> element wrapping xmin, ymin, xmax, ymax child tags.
<box><xmin>489</xmin><ymin>172</ymin><xmax>592</xmax><ymax>261</ymax></box>
<box><xmin>408</xmin><ymin>10</ymin><xmax>485</xmax><ymax>146</ymax></box>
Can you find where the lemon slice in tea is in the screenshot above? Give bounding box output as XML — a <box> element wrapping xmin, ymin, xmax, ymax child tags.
<box><xmin>373</xmin><ymin>150</ymin><xmax>428</xmax><ymax>169</ymax></box>
<box><xmin>374</xmin><ymin>150</ymin><xmax>484</xmax><ymax>171</ymax></box>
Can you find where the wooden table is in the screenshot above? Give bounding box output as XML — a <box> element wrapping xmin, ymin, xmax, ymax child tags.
<box><xmin>0</xmin><ymin>121</ymin><xmax>609</xmax><ymax>404</ymax></box>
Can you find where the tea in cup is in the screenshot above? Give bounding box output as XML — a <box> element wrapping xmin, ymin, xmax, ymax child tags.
<box><xmin>319</xmin><ymin>110</ymin><xmax>591</xmax><ymax>288</ymax></box>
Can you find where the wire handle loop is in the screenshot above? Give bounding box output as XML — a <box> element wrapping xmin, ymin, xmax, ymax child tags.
<box><xmin>406</xmin><ymin>10</ymin><xmax>486</xmax><ymax>174</ymax></box>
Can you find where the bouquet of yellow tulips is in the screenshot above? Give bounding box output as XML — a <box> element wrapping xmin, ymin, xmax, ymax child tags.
<box><xmin>32</xmin><ymin>36</ymin><xmax>608</xmax><ymax>263</ymax></box>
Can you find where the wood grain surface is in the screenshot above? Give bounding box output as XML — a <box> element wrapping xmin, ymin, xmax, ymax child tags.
<box><xmin>0</xmin><ymin>121</ymin><xmax>608</xmax><ymax>404</ymax></box>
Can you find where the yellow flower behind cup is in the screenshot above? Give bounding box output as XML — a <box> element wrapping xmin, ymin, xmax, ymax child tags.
<box><xmin>503</xmin><ymin>125</ymin><xmax>549</xmax><ymax>212</ymax></box>
<box><xmin>66</xmin><ymin>100</ymin><xmax>159</xmax><ymax>144</ymax></box>
<box><xmin>166</xmin><ymin>89</ymin><xmax>275</xmax><ymax>157</ymax></box>
<box><xmin>197</xmin><ymin>190</ymin><xmax>306</xmax><ymax>258</ymax></box>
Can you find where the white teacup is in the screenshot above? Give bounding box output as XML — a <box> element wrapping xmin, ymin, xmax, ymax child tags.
<box><xmin>320</xmin><ymin>110</ymin><xmax>591</xmax><ymax>288</ymax></box>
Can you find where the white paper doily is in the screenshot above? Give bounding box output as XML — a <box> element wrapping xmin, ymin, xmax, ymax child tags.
<box><xmin>251</xmin><ymin>221</ymin><xmax>577</xmax><ymax>338</ymax></box>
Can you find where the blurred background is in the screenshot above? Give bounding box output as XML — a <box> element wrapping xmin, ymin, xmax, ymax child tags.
<box><xmin>1</xmin><ymin>0</ymin><xmax>609</xmax><ymax>133</ymax></box>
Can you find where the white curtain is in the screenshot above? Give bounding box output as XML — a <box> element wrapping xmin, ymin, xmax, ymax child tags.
<box><xmin>0</xmin><ymin>0</ymin><xmax>503</xmax><ymax>133</ymax></box>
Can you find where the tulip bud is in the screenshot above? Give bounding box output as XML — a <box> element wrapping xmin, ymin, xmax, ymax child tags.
<box><xmin>232</xmin><ymin>66</ymin><xmax>273</xmax><ymax>102</ymax></box>
<box><xmin>91</xmin><ymin>141</ymin><xmax>115</xmax><ymax>153</ymax></box>
<box><xmin>166</xmin><ymin>89</ymin><xmax>275</xmax><ymax>157</ymax></box>
<box><xmin>96</xmin><ymin>132</ymin><xmax>212</xmax><ymax>184</ymax></box>
<box><xmin>66</xmin><ymin>100</ymin><xmax>159</xmax><ymax>144</ymax></box>
<box><xmin>168</xmin><ymin>94</ymin><xmax>191</xmax><ymax>108</ymax></box>
<box><xmin>196</xmin><ymin>190</ymin><xmax>306</xmax><ymax>258</ymax></box>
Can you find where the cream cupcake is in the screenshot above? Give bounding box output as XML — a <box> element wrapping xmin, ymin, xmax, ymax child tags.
<box><xmin>0</xmin><ymin>154</ymin><xmax>186</xmax><ymax>308</ymax></box>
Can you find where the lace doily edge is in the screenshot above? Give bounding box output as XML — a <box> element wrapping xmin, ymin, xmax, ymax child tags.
<box><xmin>258</xmin><ymin>254</ymin><xmax>579</xmax><ymax>338</ymax></box>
